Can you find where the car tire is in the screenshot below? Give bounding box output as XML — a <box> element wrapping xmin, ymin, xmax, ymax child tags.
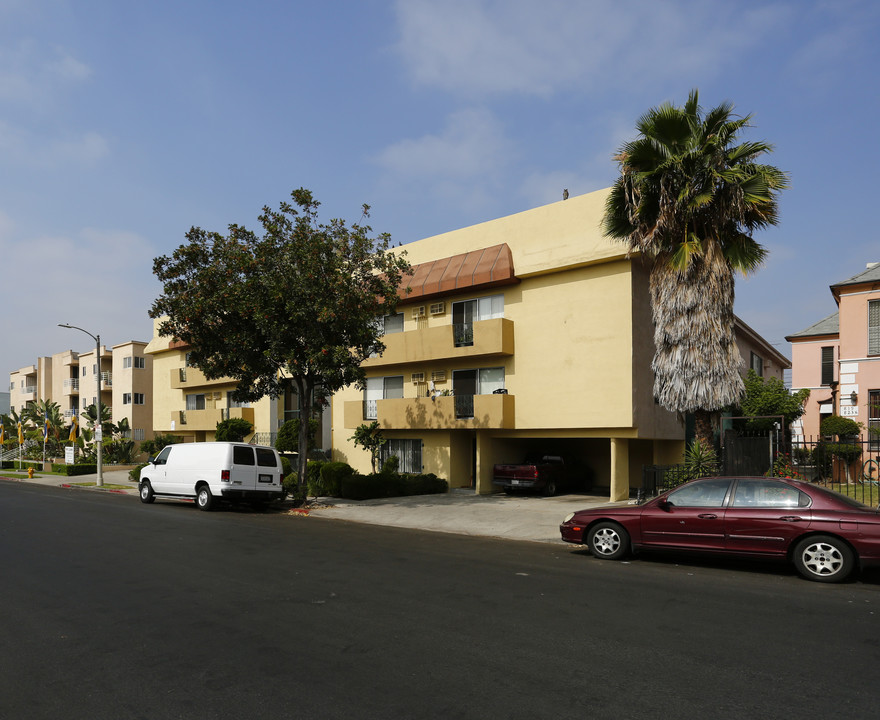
<box><xmin>542</xmin><ymin>479</ymin><xmax>557</xmax><ymax>497</ymax></box>
<box><xmin>196</xmin><ymin>485</ymin><xmax>214</xmax><ymax>511</ymax></box>
<box><xmin>587</xmin><ymin>522</ymin><xmax>629</xmax><ymax>561</ymax></box>
<box><xmin>139</xmin><ymin>481</ymin><xmax>155</xmax><ymax>504</ymax></box>
<box><xmin>792</xmin><ymin>535</ymin><xmax>854</xmax><ymax>583</ymax></box>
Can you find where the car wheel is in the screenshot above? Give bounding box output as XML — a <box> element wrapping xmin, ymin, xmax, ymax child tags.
<box><xmin>542</xmin><ymin>479</ymin><xmax>557</xmax><ymax>497</ymax></box>
<box><xmin>793</xmin><ymin>535</ymin><xmax>854</xmax><ymax>583</ymax></box>
<box><xmin>586</xmin><ymin>522</ymin><xmax>629</xmax><ymax>560</ymax></box>
<box><xmin>196</xmin><ymin>485</ymin><xmax>214</xmax><ymax>511</ymax></box>
<box><xmin>139</xmin><ymin>481</ymin><xmax>155</xmax><ymax>504</ymax></box>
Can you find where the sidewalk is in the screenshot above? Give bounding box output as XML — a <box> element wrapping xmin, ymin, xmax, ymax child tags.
<box><xmin>1</xmin><ymin>469</ymin><xmax>625</xmax><ymax>544</ymax></box>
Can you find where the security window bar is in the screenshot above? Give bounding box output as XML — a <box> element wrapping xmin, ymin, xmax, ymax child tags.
<box><xmin>379</xmin><ymin>439</ymin><xmax>422</xmax><ymax>474</ymax></box>
<box><xmin>870</xmin><ymin>389</ymin><xmax>880</xmax><ymax>452</ymax></box>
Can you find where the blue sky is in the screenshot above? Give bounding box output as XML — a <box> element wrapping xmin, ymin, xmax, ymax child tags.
<box><xmin>2</xmin><ymin>0</ymin><xmax>878</xmax><ymax>379</ymax></box>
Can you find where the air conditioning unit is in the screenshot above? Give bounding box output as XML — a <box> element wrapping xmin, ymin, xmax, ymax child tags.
<box><xmin>431</xmin><ymin>370</ymin><xmax>447</xmax><ymax>382</ymax></box>
<box><xmin>429</xmin><ymin>302</ymin><xmax>445</xmax><ymax>315</ymax></box>
<box><xmin>411</xmin><ymin>306</ymin><xmax>426</xmax><ymax>319</ymax></box>
<box><xmin>411</xmin><ymin>372</ymin><xmax>426</xmax><ymax>384</ymax></box>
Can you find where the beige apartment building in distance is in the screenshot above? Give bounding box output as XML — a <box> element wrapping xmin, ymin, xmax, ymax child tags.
<box><xmin>7</xmin><ymin>342</ymin><xmax>154</xmax><ymax>445</ymax></box>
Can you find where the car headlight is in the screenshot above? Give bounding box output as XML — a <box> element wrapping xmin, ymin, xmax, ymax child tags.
<box><xmin>563</xmin><ymin>512</ymin><xmax>575</xmax><ymax>523</ymax></box>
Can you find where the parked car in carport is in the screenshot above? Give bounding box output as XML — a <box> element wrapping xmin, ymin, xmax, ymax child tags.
<box><xmin>493</xmin><ymin>455</ymin><xmax>592</xmax><ymax>496</ymax></box>
<box><xmin>560</xmin><ymin>475</ymin><xmax>880</xmax><ymax>583</ymax></box>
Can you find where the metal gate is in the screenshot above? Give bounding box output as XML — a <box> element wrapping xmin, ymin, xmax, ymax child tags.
<box><xmin>722</xmin><ymin>431</ymin><xmax>772</xmax><ymax>476</ymax></box>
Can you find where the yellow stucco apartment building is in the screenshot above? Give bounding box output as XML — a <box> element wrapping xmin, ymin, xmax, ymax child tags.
<box><xmin>333</xmin><ymin>188</ymin><xmax>687</xmax><ymax>501</ymax></box>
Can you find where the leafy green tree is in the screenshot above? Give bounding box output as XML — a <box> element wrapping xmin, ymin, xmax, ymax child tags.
<box><xmin>602</xmin><ymin>90</ymin><xmax>788</xmax><ymax>449</ymax></box>
<box><xmin>350</xmin><ymin>421</ymin><xmax>387</xmax><ymax>473</ymax></box>
<box><xmin>139</xmin><ymin>433</ymin><xmax>182</xmax><ymax>458</ymax></box>
<box><xmin>215</xmin><ymin>417</ymin><xmax>254</xmax><ymax>442</ymax></box>
<box><xmin>151</xmin><ymin>188</ymin><xmax>410</xmax><ymax>487</ymax></box>
<box><xmin>738</xmin><ymin>369</ymin><xmax>810</xmax><ymax>431</ymax></box>
<box><xmin>275</xmin><ymin>417</ymin><xmax>319</xmax><ymax>454</ymax></box>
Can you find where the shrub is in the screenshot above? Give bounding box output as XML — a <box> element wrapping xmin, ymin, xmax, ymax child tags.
<box><xmin>317</xmin><ymin>461</ymin><xmax>355</xmax><ymax>498</ymax></box>
<box><xmin>129</xmin><ymin>463</ymin><xmax>148</xmax><ymax>482</ymax></box>
<box><xmin>276</xmin><ymin>418</ymin><xmax>320</xmax><ymax>454</ymax></box>
<box><xmin>380</xmin><ymin>455</ymin><xmax>399</xmax><ymax>476</ymax></box>
<box><xmin>52</xmin><ymin>463</ymin><xmax>97</xmax><ymax>476</ymax></box>
<box><xmin>280</xmin><ymin>456</ymin><xmax>293</xmax><ymax>478</ymax></box>
<box><xmin>400</xmin><ymin>473</ymin><xmax>447</xmax><ymax>496</ymax></box>
<box><xmin>283</xmin><ymin>473</ymin><xmax>307</xmax><ymax>507</ymax></box>
<box><xmin>820</xmin><ymin>415</ymin><xmax>862</xmax><ymax>439</ymax></box>
<box><xmin>215</xmin><ymin>417</ymin><xmax>253</xmax><ymax>442</ymax></box>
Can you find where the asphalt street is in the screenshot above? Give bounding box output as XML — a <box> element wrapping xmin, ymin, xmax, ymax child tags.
<box><xmin>1</xmin><ymin>480</ymin><xmax>879</xmax><ymax>720</ymax></box>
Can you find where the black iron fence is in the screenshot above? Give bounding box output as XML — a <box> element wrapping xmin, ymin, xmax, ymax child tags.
<box><xmin>640</xmin><ymin>436</ymin><xmax>880</xmax><ymax>507</ymax></box>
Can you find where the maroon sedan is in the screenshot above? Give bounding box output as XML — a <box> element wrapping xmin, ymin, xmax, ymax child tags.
<box><xmin>560</xmin><ymin>476</ymin><xmax>880</xmax><ymax>583</ymax></box>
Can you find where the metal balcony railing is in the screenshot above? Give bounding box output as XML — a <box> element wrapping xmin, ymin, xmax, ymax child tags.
<box><xmin>363</xmin><ymin>400</ymin><xmax>378</xmax><ymax>421</ymax></box>
<box><xmin>453</xmin><ymin>323</ymin><xmax>474</xmax><ymax>348</ymax></box>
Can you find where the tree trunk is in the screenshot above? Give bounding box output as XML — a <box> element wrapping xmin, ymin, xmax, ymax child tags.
<box><xmin>694</xmin><ymin>409</ymin><xmax>714</xmax><ymax>451</ymax></box>
<box><xmin>295</xmin><ymin>377</ymin><xmax>314</xmax><ymax>491</ymax></box>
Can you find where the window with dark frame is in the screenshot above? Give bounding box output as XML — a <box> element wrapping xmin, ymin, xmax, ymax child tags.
<box><xmin>869</xmin><ymin>300</ymin><xmax>880</xmax><ymax>355</ymax></box>
<box><xmin>750</xmin><ymin>351</ymin><xmax>763</xmax><ymax>377</ymax></box>
<box><xmin>870</xmin><ymin>389</ymin><xmax>880</xmax><ymax>452</ymax></box>
<box><xmin>821</xmin><ymin>346</ymin><xmax>834</xmax><ymax>386</ymax></box>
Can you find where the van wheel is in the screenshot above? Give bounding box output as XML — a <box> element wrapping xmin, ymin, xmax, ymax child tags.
<box><xmin>196</xmin><ymin>485</ymin><xmax>214</xmax><ymax>511</ymax></box>
<box><xmin>139</xmin><ymin>481</ymin><xmax>155</xmax><ymax>504</ymax></box>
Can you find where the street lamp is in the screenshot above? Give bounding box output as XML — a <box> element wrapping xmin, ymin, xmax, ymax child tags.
<box><xmin>59</xmin><ymin>323</ymin><xmax>103</xmax><ymax>487</ymax></box>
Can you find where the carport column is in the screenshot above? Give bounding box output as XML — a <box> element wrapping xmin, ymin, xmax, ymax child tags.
<box><xmin>474</xmin><ymin>433</ymin><xmax>495</xmax><ymax>495</ymax></box>
<box><xmin>610</xmin><ymin>437</ymin><xmax>629</xmax><ymax>502</ymax></box>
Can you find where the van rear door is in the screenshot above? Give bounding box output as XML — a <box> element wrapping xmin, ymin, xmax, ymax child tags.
<box><xmin>229</xmin><ymin>445</ymin><xmax>257</xmax><ymax>491</ymax></box>
<box><xmin>255</xmin><ymin>447</ymin><xmax>282</xmax><ymax>492</ymax></box>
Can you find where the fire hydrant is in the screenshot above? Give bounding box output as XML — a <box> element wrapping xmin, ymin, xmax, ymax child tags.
<box><xmin>27</xmin><ymin>467</ymin><xmax>34</xmax><ymax>478</ymax></box>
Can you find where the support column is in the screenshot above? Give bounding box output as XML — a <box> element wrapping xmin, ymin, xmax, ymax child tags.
<box><xmin>610</xmin><ymin>437</ymin><xmax>629</xmax><ymax>502</ymax></box>
<box><xmin>474</xmin><ymin>432</ymin><xmax>496</xmax><ymax>495</ymax></box>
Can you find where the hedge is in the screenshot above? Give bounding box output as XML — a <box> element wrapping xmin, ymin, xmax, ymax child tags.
<box><xmin>52</xmin><ymin>464</ymin><xmax>98</xmax><ymax>476</ymax></box>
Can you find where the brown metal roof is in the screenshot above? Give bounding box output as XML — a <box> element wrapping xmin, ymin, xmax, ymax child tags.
<box><xmin>400</xmin><ymin>243</ymin><xmax>518</xmax><ymax>301</ymax></box>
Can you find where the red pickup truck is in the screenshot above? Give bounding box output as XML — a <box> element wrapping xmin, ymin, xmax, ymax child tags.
<box><xmin>492</xmin><ymin>455</ymin><xmax>590</xmax><ymax>496</ymax></box>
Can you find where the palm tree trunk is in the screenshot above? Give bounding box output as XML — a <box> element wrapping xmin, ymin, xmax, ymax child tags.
<box><xmin>693</xmin><ymin>409</ymin><xmax>715</xmax><ymax>452</ymax></box>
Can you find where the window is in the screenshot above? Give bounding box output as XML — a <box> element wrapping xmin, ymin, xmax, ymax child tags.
<box><xmin>667</xmin><ymin>478</ymin><xmax>731</xmax><ymax>508</ymax></box>
<box><xmin>749</xmin><ymin>352</ymin><xmax>763</xmax><ymax>377</ymax></box>
<box><xmin>227</xmin><ymin>392</ymin><xmax>251</xmax><ymax>409</ymax></box>
<box><xmin>82</xmin><ymin>367</ymin><xmax>87</xmax><ymax>377</ymax></box>
<box><xmin>379</xmin><ymin>313</ymin><xmax>404</xmax><ymax>335</ymax></box>
<box><xmin>731</xmin><ymin>479</ymin><xmax>809</xmax><ymax>508</ymax></box>
<box><xmin>379</xmin><ymin>439</ymin><xmax>422</xmax><ymax>474</ymax></box>
<box><xmin>154</xmin><ymin>446</ymin><xmax>172</xmax><ymax>465</ymax></box>
<box><xmin>134</xmin><ymin>356</ymin><xmax>145</xmax><ymax>369</ymax></box>
<box><xmin>870</xmin><ymin>300</ymin><xmax>880</xmax><ymax>355</ymax></box>
<box><xmin>283</xmin><ymin>384</ymin><xmax>299</xmax><ymax>422</ymax></box>
<box><xmin>133</xmin><ymin>428</ymin><xmax>145</xmax><ymax>441</ymax></box>
<box><xmin>870</xmin><ymin>389</ymin><xmax>880</xmax><ymax>452</ymax></box>
<box><xmin>452</xmin><ymin>295</ymin><xmax>504</xmax><ymax>347</ymax></box>
<box><xmin>233</xmin><ymin>446</ymin><xmax>255</xmax><ymax>465</ymax></box>
<box><xmin>122</xmin><ymin>393</ymin><xmax>132</xmax><ymax>405</ymax></box>
<box><xmin>186</xmin><ymin>393</ymin><xmax>206</xmax><ymax>411</ymax></box>
<box><xmin>123</xmin><ymin>357</ymin><xmax>132</xmax><ymax>369</ymax></box>
<box><xmin>256</xmin><ymin>448</ymin><xmax>277</xmax><ymax>467</ymax></box>
<box><xmin>821</xmin><ymin>346</ymin><xmax>835</xmax><ymax>386</ymax></box>
<box><xmin>134</xmin><ymin>393</ymin><xmax>145</xmax><ymax>405</ymax></box>
<box><xmin>451</xmin><ymin>368</ymin><xmax>505</xmax><ymax>418</ymax></box>
<box><xmin>364</xmin><ymin>376</ymin><xmax>404</xmax><ymax>420</ymax></box>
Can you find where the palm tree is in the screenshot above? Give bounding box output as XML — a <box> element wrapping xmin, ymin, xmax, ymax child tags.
<box><xmin>602</xmin><ymin>89</ymin><xmax>788</xmax><ymax>448</ymax></box>
<box><xmin>23</xmin><ymin>399</ymin><xmax>66</xmax><ymax>457</ymax></box>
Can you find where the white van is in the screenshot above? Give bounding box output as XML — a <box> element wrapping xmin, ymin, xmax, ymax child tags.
<box><xmin>138</xmin><ymin>442</ymin><xmax>287</xmax><ymax>510</ymax></box>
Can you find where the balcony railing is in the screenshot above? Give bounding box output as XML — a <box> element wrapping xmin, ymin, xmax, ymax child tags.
<box><xmin>63</xmin><ymin>378</ymin><xmax>80</xmax><ymax>391</ymax></box>
<box><xmin>364</xmin><ymin>399</ymin><xmax>378</xmax><ymax>421</ymax></box>
<box><xmin>454</xmin><ymin>394</ymin><xmax>474</xmax><ymax>419</ymax></box>
<box><xmin>453</xmin><ymin>323</ymin><xmax>474</xmax><ymax>348</ymax></box>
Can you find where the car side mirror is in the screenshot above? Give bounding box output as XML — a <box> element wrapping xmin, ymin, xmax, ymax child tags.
<box><xmin>657</xmin><ymin>498</ymin><xmax>671</xmax><ymax>511</ymax></box>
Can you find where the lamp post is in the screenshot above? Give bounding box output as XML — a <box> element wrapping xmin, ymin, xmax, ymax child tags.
<box><xmin>59</xmin><ymin>323</ymin><xmax>103</xmax><ymax>487</ymax></box>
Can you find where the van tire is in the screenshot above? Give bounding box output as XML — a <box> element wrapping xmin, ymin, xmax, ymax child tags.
<box><xmin>139</xmin><ymin>481</ymin><xmax>155</xmax><ymax>504</ymax></box>
<box><xmin>196</xmin><ymin>485</ymin><xmax>214</xmax><ymax>511</ymax></box>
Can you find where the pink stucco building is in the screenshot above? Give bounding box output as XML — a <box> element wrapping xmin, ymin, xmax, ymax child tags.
<box><xmin>787</xmin><ymin>262</ymin><xmax>880</xmax><ymax>449</ymax></box>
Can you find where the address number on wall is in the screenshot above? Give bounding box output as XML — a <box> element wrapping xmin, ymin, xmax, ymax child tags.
<box><xmin>840</xmin><ymin>405</ymin><xmax>859</xmax><ymax>417</ymax></box>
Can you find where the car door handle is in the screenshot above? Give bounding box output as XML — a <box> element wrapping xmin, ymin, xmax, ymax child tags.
<box><xmin>697</xmin><ymin>514</ymin><xmax>718</xmax><ymax>519</ymax></box>
<box><xmin>780</xmin><ymin>516</ymin><xmax>803</xmax><ymax>522</ymax></box>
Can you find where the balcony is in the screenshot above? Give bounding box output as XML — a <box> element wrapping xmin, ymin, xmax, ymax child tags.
<box><xmin>363</xmin><ymin>318</ymin><xmax>514</xmax><ymax>368</ymax></box>
<box><xmin>170</xmin><ymin>406</ymin><xmax>254</xmax><ymax>432</ymax></box>
<box><xmin>344</xmin><ymin>393</ymin><xmax>514</xmax><ymax>430</ymax></box>
<box><xmin>170</xmin><ymin>366</ymin><xmax>234</xmax><ymax>389</ymax></box>
<box><xmin>63</xmin><ymin>378</ymin><xmax>80</xmax><ymax>393</ymax></box>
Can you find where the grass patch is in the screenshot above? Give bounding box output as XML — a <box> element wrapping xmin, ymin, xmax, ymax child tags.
<box><xmin>825</xmin><ymin>483</ymin><xmax>880</xmax><ymax>506</ymax></box>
